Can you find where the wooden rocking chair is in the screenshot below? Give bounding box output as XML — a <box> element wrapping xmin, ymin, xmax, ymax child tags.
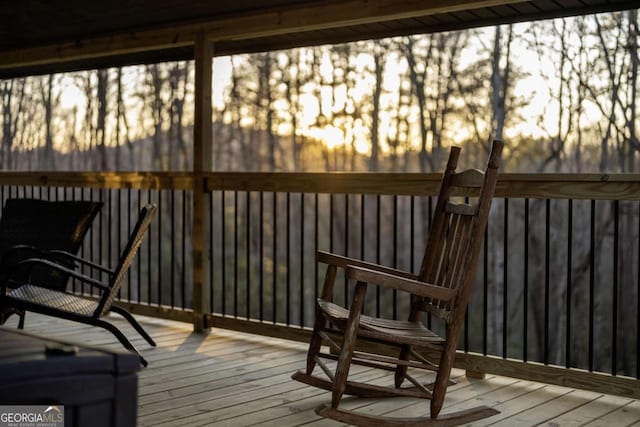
<box><xmin>292</xmin><ymin>140</ymin><xmax>504</xmax><ymax>426</ymax></box>
<box><xmin>0</xmin><ymin>204</ymin><xmax>158</xmax><ymax>366</ymax></box>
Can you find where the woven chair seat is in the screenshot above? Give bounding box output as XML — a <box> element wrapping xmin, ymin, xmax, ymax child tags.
<box><xmin>7</xmin><ymin>285</ymin><xmax>98</xmax><ymax>317</ymax></box>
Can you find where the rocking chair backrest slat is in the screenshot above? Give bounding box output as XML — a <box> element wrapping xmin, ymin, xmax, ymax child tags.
<box><xmin>417</xmin><ymin>141</ymin><xmax>503</xmax><ymax>321</ymax></box>
<box><xmin>97</xmin><ymin>204</ymin><xmax>157</xmax><ymax>316</ymax></box>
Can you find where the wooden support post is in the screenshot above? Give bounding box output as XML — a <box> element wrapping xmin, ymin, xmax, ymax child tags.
<box><xmin>192</xmin><ymin>32</ymin><xmax>213</xmax><ymax>333</ymax></box>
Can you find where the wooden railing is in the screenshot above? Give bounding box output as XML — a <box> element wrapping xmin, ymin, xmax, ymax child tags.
<box><xmin>0</xmin><ymin>171</ymin><xmax>639</xmax><ymax>400</ymax></box>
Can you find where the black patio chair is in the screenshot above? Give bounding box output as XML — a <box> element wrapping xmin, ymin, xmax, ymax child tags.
<box><xmin>0</xmin><ymin>198</ymin><xmax>102</xmax><ymax>326</ymax></box>
<box><xmin>0</xmin><ymin>204</ymin><xmax>158</xmax><ymax>367</ymax></box>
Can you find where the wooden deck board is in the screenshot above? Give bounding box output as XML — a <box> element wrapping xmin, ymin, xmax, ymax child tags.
<box><xmin>3</xmin><ymin>313</ymin><xmax>639</xmax><ymax>426</ymax></box>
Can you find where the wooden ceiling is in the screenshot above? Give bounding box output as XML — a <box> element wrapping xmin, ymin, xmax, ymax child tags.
<box><xmin>0</xmin><ymin>0</ymin><xmax>637</xmax><ymax>78</ymax></box>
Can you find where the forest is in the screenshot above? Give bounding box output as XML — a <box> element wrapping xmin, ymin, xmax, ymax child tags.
<box><xmin>1</xmin><ymin>10</ymin><xmax>639</xmax><ymax>378</ymax></box>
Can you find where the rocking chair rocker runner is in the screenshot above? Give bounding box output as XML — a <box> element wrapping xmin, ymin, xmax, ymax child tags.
<box><xmin>292</xmin><ymin>140</ymin><xmax>504</xmax><ymax>426</ymax></box>
<box><xmin>0</xmin><ymin>204</ymin><xmax>158</xmax><ymax>367</ymax></box>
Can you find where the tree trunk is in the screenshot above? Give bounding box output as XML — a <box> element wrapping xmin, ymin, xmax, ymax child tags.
<box><xmin>96</xmin><ymin>68</ymin><xmax>108</xmax><ymax>170</ymax></box>
<box><xmin>41</xmin><ymin>74</ymin><xmax>55</xmax><ymax>170</ymax></box>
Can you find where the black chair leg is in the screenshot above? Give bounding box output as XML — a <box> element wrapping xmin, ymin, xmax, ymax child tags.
<box><xmin>17</xmin><ymin>310</ymin><xmax>24</xmax><ymax>329</ymax></box>
<box><xmin>110</xmin><ymin>305</ymin><xmax>156</xmax><ymax>347</ymax></box>
<box><xmin>0</xmin><ymin>307</ymin><xmax>25</xmax><ymax>329</ymax></box>
<box><xmin>95</xmin><ymin>319</ymin><xmax>148</xmax><ymax>367</ymax></box>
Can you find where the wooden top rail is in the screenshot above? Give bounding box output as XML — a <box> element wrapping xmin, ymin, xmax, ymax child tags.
<box><xmin>1</xmin><ymin>171</ymin><xmax>639</xmax><ymax>201</ymax></box>
<box><xmin>206</xmin><ymin>172</ymin><xmax>640</xmax><ymax>201</ymax></box>
<box><xmin>0</xmin><ymin>172</ymin><xmax>193</xmax><ymax>190</ymax></box>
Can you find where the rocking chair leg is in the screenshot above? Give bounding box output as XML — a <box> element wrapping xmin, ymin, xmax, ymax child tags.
<box><xmin>306</xmin><ymin>314</ymin><xmax>325</xmax><ymax>374</ymax></box>
<box><xmin>96</xmin><ymin>319</ymin><xmax>148</xmax><ymax>367</ymax></box>
<box><xmin>110</xmin><ymin>305</ymin><xmax>156</xmax><ymax>346</ymax></box>
<box><xmin>308</xmin><ymin>264</ymin><xmax>338</xmax><ymax>374</ymax></box>
<box><xmin>332</xmin><ymin>281</ymin><xmax>367</xmax><ymax>408</ymax></box>
<box><xmin>394</xmin><ymin>344</ymin><xmax>411</xmax><ymax>387</ymax></box>
<box><xmin>430</xmin><ymin>342</ymin><xmax>457</xmax><ymax>418</ymax></box>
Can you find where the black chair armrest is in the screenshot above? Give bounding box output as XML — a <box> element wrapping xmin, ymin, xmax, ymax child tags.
<box><xmin>45</xmin><ymin>250</ymin><xmax>114</xmax><ymax>275</ymax></box>
<box><xmin>15</xmin><ymin>258</ymin><xmax>110</xmax><ymax>292</ymax></box>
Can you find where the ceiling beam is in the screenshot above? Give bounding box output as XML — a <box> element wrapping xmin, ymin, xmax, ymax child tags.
<box><xmin>0</xmin><ymin>0</ymin><xmax>527</xmax><ymax>71</ymax></box>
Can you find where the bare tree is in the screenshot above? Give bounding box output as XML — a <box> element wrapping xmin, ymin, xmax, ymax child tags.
<box><xmin>40</xmin><ymin>74</ymin><xmax>56</xmax><ymax>170</ymax></box>
<box><xmin>1</xmin><ymin>78</ymin><xmax>25</xmax><ymax>169</ymax></box>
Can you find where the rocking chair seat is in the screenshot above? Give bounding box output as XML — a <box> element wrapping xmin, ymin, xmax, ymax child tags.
<box><xmin>318</xmin><ymin>299</ymin><xmax>445</xmax><ymax>346</ymax></box>
<box><xmin>7</xmin><ymin>285</ymin><xmax>98</xmax><ymax>317</ymax></box>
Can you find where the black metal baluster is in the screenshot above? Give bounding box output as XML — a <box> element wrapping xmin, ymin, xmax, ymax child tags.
<box><xmin>503</xmin><ymin>198</ymin><xmax>508</xmax><ymax>359</ymax></box>
<box><xmin>234</xmin><ymin>191</ymin><xmax>238</xmax><ymax>318</ymax></box>
<box><xmin>637</xmin><ymin>200</ymin><xmax>640</xmax><ymax>379</ymax></box>
<box><xmin>157</xmin><ymin>190</ymin><xmax>163</xmax><ymax>306</ymax></box>
<box><xmin>612</xmin><ymin>200</ymin><xmax>619</xmax><ymax>375</ymax></box>
<box><xmin>314</xmin><ymin>193</ymin><xmax>319</xmax><ymax>302</ymax></box>
<box><xmin>246</xmin><ymin>191</ymin><xmax>251</xmax><ymax>320</ymax></box>
<box><xmin>428</xmin><ymin>196</ymin><xmax>433</xmax><ymax>329</ymax></box>
<box><xmin>90</xmin><ymin>188</ymin><xmax>96</xmax><ymax>296</ymax></box>
<box><xmin>221</xmin><ymin>191</ymin><xmax>227</xmax><ymax>316</ymax></box>
<box><xmin>98</xmin><ymin>188</ymin><xmax>103</xmax><ymax>298</ymax></box>
<box><xmin>393</xmin><ymin>195</ymin><xmax>398</xmax><ymax>320</ymax></box>
<box><xmin>376</xmin><ymin>194</ymin><xmax>381</xmax><ymax>317</ymax></box>
<box><xmin>147</xmin><ymin>189</ymin><xmax>152</xmax><ymax>304</ymax></box>
<box><xmin>286</xmin><ymin>192</ymin><xmax>291</xmax><ymax>326</ymax></box>
<box><xmin>137</xmin><ymin>189</ymin><xmax>142</xmax><ymax>303</ymax></box>
<box><xmin>523</xmin><ymin>198</ymin><xmax>529</xmax><ymax>362</ymax></box>
<box><xmin>360</xmin><ymin>194</ymin><xmax>365</xmax><ymax>261</ymax></box>
<box><xmin>464</xmin><ymin>196</ymin><xmax>470</xmax><ymax>352</ymax></box>
<box><xmin>344</xmin><ymin>194</ymin><xmax>349</xmax><ymax>307</ymax></box>
<box><xmin>259</xmin><ymin>192</ymin><xmax>264</xmax><ymax>321</ymax></box>
<box><xmin>483</xmin><ymin>225</ymin><xmax>488</xmax><ymax>356</ymax></box>
<box><xmin>171</xmin><ymin>190</ymin><xmax>176</xmax><ymax>308</ymax></box>
<box><xmin>360</xmin><ymin>194</ymin><xmax>365</xmax><ymax>314</ymax></box>
<box><xmin>209</xmin><ymin>191</ymin><xmax>215</xmax><ymax>312</ymax></box>
<box><xmin>544</xmin><ymin>199</ymin><xmax>550</xmax><ymax>365</ymax></box>
<box><xmin>273</xmin><ymin>192</ymin><xmax>277</xmax><ymax>324</ymax></box>
<box><xmin>330</xmin><ymin>194</ymin><xmax>334</xmax><ymax>254</ymax></box>
<box><xmin>117</xmin><ymin>189</ymin><xmax>122</xmax><ymax>299</ymax></box>
<box><xmin>181</xmin><ymin>190</ymin><xmax>187</xmax><ymax>310</ymax></box>
<box><xmin>566</xmin><ymin>199</ymin><xmax>573</xmax><ymax>368</ymax></box>
<box><xmin>300</xmin><ymin>193</ymin><xmax>305</xmax><ymax>327</ymax></box>
<box><xmin>589</xmin><ymin>200</ymin><xmax>596</xmax><ymax>372</ymax></box>
<box><xmin>115</xmin><ymin>188</ymin><xmax>122</xmax><ymax>300</ymax></box>
<box><xmin>108</xmin><ymin>189</ymin><xmax>112</xmax><ymax>290</ymax></box>
<box><xmin>127</xmin><ymin>189</ymin><xmax>132</xmax><ymax>300</ymax></box>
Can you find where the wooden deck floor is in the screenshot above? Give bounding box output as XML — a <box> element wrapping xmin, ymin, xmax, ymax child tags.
<box><xmin>4</xmin><ymin>313</ymin><xmax>640</xmax><ymax>427</ymax></box>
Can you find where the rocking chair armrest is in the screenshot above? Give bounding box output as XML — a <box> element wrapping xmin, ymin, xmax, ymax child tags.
<box><xmin>345</xmin><ymin>265</ymin><xmax>457</xmax><ymax>301</ymax></box>
<box><xmin>46</xmin><ymin>250</ymin><xmax>115</xmax><ymax>275</ymax></box>
<box><xmin>16</xmin><ymin>258</ymin><xmax>111</xmax><ymax>292</ymax></box>
<box><xmin>316</xmin><ymin>251</ymin><xmax>418</xmax><ymax>280</ymax></box>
